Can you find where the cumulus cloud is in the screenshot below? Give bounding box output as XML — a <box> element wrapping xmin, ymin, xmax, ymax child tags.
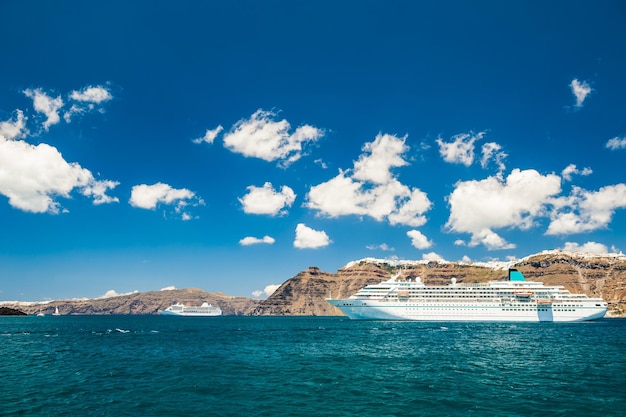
<box><xmin>252</xmin><ymin>284</ymin><xmax>281</xmax><ymax>298</ymax></box>
<box><xmin>606</xmin><ymin>136</ymin><xmax>626</xmax><ymax>150</ymax></box>
<box><xmin>561</xmin><ymin>241</ymin><xmax>608</xmax><ymax>255</ymax></box>
<box><xmin>0</xmin><ymin>134</ymin><xmax>119</xmax><ymax>213</ymax></box>
<box><xmin>64</xmin><ymin>85</ymin><xmax>113</xmax><ymax>122</ymax></box>
<box><xmin>0</xmin><ymin>110</ymin><xmax>28</xmax><ymax>140</ymax></box>
<box><xmin>0</xmin><ymin>86</ymin><xmax>120</xmax><ymax>214</ymax></box>
<box><xmin>445</xmin><ymin>169</ymin><xmax>562</xmax><ymax>250</ymax></box>
<box><xmin>293</xmin><ymin>223</ymin><xmax>331</xmax><ymax>249</ymax></box>
<box><xmin>570</xmin><ymin>79</ymin><xmax>592</xmax><ymax>108</ymax></box>
<box><xmin>69</xmin><ymin>85</ymin><xmax>113</xmax><ymax>103</ymax></box>
<box><xmin>547</xmin><ymin>184</ymin><xmax>626</xmax><ymax>235</ymax></box>
<box><xmin>192</xmin><ymin>125</ymin><xmax>224</xmax><ymax>145</ymax></box>
<box><xmin>23</xmin><ymin>85</ymin><xmax>113</xmax><ymax>126</ymax></box>
<box><xmin>480</xmin><ymin>142</ymin><xmax>507</xmax><ymax>173</ymax></box>
<box><xmin>223</xmin><ymin>109</ymin><xmax>324</xmax><ymax>167</ymax></box>
<box><xmin>422</xmin><ymin>252</ymin><xmax>444</xmax><ymax>262</ymax></box>
<box><xmin>81</xmin><ymin>179</ymin><xmax>121</xmax><ymax>205</ymax></box>
<box><xmin>239</xmin><ymin>235</ymin><xmax>275</xmax><ymax>246</ymax></box>
<box><xmin>407</xmin><ymin>230</ymin><xmax>433</xmax><ymax>249</ymax></box>
<box><xmin>23</xmin><ymin>88</ymin><xmax>64</xmax><ymax>130</ymax></box>
<box><xmin>306</xmin><ymin>133</ymin><xmax>432</xmax><ymax>227</ymax></box>
<box><xmin>436</xmin><ymin>132</ymin><xmax>485</xmax><ymax>167</ymax></box>
<box><xmin>98</xmin><ymin>289</ymin><xmax>138</xmax><ymax>299</ymax></box>
<box><xmin>239</xmin><ymin>182</ymin><xmax>296</xmax><ymax>216</ymax></box>
<box><xmin>129</xmin><ymin>182</ymin><xmax>203</xmax><ymax>220</ymax></box>
<box><xmin>561</xmin><ymin>164</ymin><xmax>592</xmax><ymax>181</ymax></box>
<box><xmin>160</xmin><ymin>286</ymin><xmax>177</xmax><ymax>291</ymax></box>
<box><xmin>353</xmin><ymin>133</ymin><xmax>408</xmax><ymax>184</ymax></box>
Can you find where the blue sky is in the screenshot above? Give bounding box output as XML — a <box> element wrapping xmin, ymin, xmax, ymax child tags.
<box><xmin>1</xmin><ymin>1</ymin><xmax>625</xmax><ymax>301</ymax></box>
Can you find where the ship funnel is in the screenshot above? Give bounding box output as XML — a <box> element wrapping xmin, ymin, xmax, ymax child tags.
<box><xmin>508</xmin><ymin>269</ymin><xmax>526</xmax><ymax>282</ymax></box>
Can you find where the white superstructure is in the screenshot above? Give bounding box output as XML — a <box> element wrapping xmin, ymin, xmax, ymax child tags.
<box><xmin>160</xmin><ymin>302</ymin><xmax>222</xmax><ymax>317</ymax></box>
<box><xmin>326</xmin><ymin>269</ymin><xmax>607</xmax><ymax>322</ymax></box>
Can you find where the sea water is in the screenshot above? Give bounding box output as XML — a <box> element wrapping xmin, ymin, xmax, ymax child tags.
<box><xmin>1</xmin><ymin>316</ymin><xmax>625</xmax><ymax>417</ymax></box>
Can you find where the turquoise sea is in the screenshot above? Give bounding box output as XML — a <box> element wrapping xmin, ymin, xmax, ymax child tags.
<box><xmin>1</xmin><ymin>316</ymin><xmax>625</xmax><ymax>417</ymax></box>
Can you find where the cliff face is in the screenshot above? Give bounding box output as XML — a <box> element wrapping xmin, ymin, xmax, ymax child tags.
<box><xmin>251</xmin><ymin>264</ymin><xmax>389</xmax><ymax>316</ymax></box>
<box><xmin>253</xmin><ymin>253</ymin><xmax>626</xmax><ymax>317</ymax></box>
<box><xmin>4</xmin><ymin>288</ymin><xmax>260</xmax><ymax>316</ymax></box>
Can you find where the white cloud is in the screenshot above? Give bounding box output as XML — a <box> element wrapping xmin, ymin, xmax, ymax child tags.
<box><xmin>129</xmin><ymin>182</ymin><xmax>203</xmax><ymax>219</ymax></box>
<box><xmin>23</xmin><ymin>88</ymin><xmax>64</xmax><ymax>130</ymax></box>
<box><xmin>547</xmin><ymin>184</ymin><xmax>626</xmax><ymax>235</ymax></box>
<box><xmin>561</xmin><ymin>164</ymin><xmax>593</xmax><ymax>181</ymax></box>
<box><xmin>407</xmin><ymin>230</ymin><xmax>433</xmax><ymax>249</ymax></box>
<box><xmin>64</xmin><ymin>85</ymin><xmax>113</xmax><ymax>122</ymax></box>
<box><xmin>0</xmin><ymin>135</ymin><xmax>119</xmax><ymax>213</ymax></box>
<box><xmin>387</xmin><ymin>188</ymin><xmax>431</xmax><ymax>226</ymax></box>
<box><xmin>239</xmin><ymin>182</ymin><xmax>296</xmax><ymax>216</ymax></box>
<box><xmin>69</xmin><ymin>85</ymin><xmax>113</xmax><ymax>103</ymax></box>
<box><xmin>0</xmin><ymin>110</ymin><xmax>28</xmax><ymax>140</ymax></box>
<box><xmin>446</xmin><ymin>169</ymin><xmax>562</xmax><ymax>250</ymax></box>
<box><xmin>293</xmin><ymin>223</ymin><xmax>331</xmax><ymax>249</ymax></box>
<box><xmin>480</xmin><ymin>142</ymin><xmax>507</xmax><ymax>173</ymax></box>
<box><xmin>252</xmin><ymin>284</ymin><xmax>281</xmax><ymax>298</ymax></box>
<box><xmin>461</xmin><ymin>255</ymin><xmax>472</xmax><ymax>263</ymax></box>
<box><xmin>81</xmin><ymin>179</ymin><xmax>121</xmax><ymax>205</ymax></box>
<box><xmin>561</xmin><ymin>241</ymin><xmax>608</xmax><ymax>255</ymax></box>
<box><xmin>606</xmin><ymin>136</ymin><xmax>626</xmax><ymax>150</ymax></box>
<box><xmin>353</xmin><ymin>133</ymin><xmax>408</xmax><ymax>184</ymax></box>
<box><xmin>570</xmin><ymin>79</ymin><xmax>592</xmax><ymax>108</ymax></box>
<box><xmin>192</xmin><ymin>125</ymin><xmax>224</xmax><ymax>145</ymax></box>
<box><xmin>306</xmin><ymin>134</ymin><xmax>432</xmax><ymax>227</ymax></box>
<box><xmin>98</xmin><ymin>289</ymin><xmax>138</xmax><ymax>299</ymax></box>
<box><xmin>366</xmin><ymin>243</ymin><xmax>394</xmax><ymax>251</ymax></box>
<box><xmin>306</xmin><ymin>170</ymin><xmax>369</xmax><ymax>217</ymax></box>
<box><xmin>239</xmin><ymin>235</ymin><xmax>275</xmax><ymax>246</ymax></box>
<box><xmin>23</xmin><ymin>85</ymin><xmax>113</xmax><ymax>126</ymax></box>
<box><xmin>314</xmin><ymin>159</ymin><xmax>328</xmax><ymax>169</ymax></box>
<box><xmin>223</xmin><ymin>109</ymin><xmax>324</xmax><ymax>167</ymax></box>
<box><xmin>436</xmin><ymin>131</ymin><xmax>485</xmax><ymax>167</ymax></box>
<box><xmin>160</xmin><ymin>286</ymin><xmax>177</xmax><ymax>291</ymax></box>
<box><xmin>129</xmin><ymin>183</ymin><xmax>195</xmax><ymax>209</ymax></box>
<box><xmin>422</xmin><ymin>252</ymin><xmax>444</xmax><ymax>262</ymax></box>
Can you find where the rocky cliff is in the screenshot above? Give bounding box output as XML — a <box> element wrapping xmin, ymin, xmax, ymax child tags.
<box><xmin>251</xmin><ymin>264</ymin><xmax>390</xmax><ymax>316</ymax></box>
<box><xmin>252</xmin><ymin>252</ymin><xmax>626</xmax><ymax>317</ymax></box>
<box><xmin>0</xmin><ymin>307</ymin><xmax>27</xmax><ymax>316</ymax></box>
<box><xmin>3</xmin><ymin>288</ymin><xmax>260</xmax><ymax>316</ymax></box>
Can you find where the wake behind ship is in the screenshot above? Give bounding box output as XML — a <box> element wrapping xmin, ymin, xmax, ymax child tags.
<box><xmin>160</xmin><ymin>302</ymin><xmax>222</xmax><ymax>317</ymax></box>
<box><xmin>326</xmin><ymin>269</ymin><xmax>607</xmax><ymax>322</ymax></box>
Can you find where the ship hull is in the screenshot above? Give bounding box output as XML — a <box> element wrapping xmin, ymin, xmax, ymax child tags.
<box><xmin>326</xmin><ymin>299</ymin><xmax>607</xmax><ymax>322</ymax></box>
<box><xmin>159</xmin><ymin>310</ymin><xmax>221</xmax><ymax>317</ymax></box>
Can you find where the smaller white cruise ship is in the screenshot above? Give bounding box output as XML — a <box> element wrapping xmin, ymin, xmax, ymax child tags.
<box><xmin>160</xmin><ymin>302</ymin><xmax>222</xmax><ymax>317</ymax></box>
<box><xmin>326</xmin><ymin>269</ymin><xmax>607</xmax><ymax>322</ymax></box>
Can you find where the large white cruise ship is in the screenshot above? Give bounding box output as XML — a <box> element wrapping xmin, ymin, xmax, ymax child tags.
<box><xmin>160</xmin><ymin>302</ymin><xmax>222</xmax><ymax>317</ymax></box>
<box><xmin>326</xmin><ymin>269</ymin><xmax>607</xmax><ymax>322</ymax></box>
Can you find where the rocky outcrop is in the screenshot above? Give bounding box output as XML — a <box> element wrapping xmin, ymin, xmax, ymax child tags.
<box><xmin>253</xmin><ymin>252</ymin><xmax>626</xmax><ymax>317</ymax></box>
<box><xmin>3</xmin><ymin>288</ymin><xmax>260</xmax><ymax>316</ymax></box>
<box><xmin>251</xmin><ymin>264</ymin><xmax>389</xmax><ymax>316</ymax></box>
<box><xmin>0</xmin><ymin>307</ymin><xmax>27</xmax><ymax>316</ymax></box>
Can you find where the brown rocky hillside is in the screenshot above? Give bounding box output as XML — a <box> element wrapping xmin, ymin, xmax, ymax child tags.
<box><xmin>3</xmin><ymin>288</ymin><xmax>259</xmax><ymax>316</ymax></box>
<box><xmin>252</xmin><ymin>252</ymin><xmax>626</xmax><ymax>317</ymax></box>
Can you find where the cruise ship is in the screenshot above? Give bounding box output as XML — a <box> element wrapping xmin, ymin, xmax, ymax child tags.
<box><xmin>326</xmin><ymin>269</ymin><xmax>607</xmax><ymax>322</ymax></box>
<box><xmin>160</xmin><ymin>302</ymin><xmax>222</xmax><ymax>317</ymax></box>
